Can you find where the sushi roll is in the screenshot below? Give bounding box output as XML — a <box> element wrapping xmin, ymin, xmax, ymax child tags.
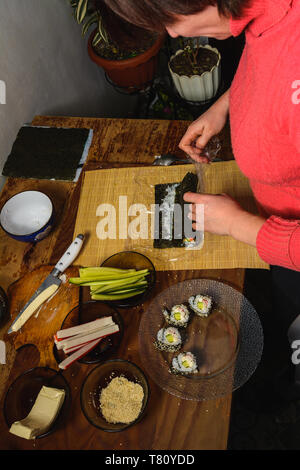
<box><xmin>183</xmin><ymin>237</ymin><xmax>197</xmax><ymax>249</ymax></box>
<box><xmin>162</xmin><ymin>304</ymin><xmax>190</xmax><ymax>328</ymax></box>
<box><xmin>188</xmin><ymin>294</ymin><xmax>212</xmax><ymax>317</ymax></box>
<box><xmin>154</xmin><ymin>327</ymin><xmax>182</xmax><ymax>352</ymax></box>
<box><xmin>170</xmin><ymin>351</ymin><xmax>198</xmax><ymax>376</ymax></box>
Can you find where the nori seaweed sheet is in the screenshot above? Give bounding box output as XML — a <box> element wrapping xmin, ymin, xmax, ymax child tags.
<box><xmin>2</xmin><ymin>126</ymin><xmax>91</xmax><ymax>181</ymax></box>
<box><xmin>154</xmin><ymin>172</ymin><xmax>198</xmax><ymax>248</ymax></box>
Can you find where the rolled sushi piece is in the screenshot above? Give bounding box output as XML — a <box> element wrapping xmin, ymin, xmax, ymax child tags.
<box><xmin>188</xmin><ymin>294</ymin><xmax>212</xmax><ymax>317</ymax></box>
<box><xmin>162</xmin><ymin>304</ymin><xmax>190</xmax><ymax>328</ymax></box>
<box><xmin>183</xmin><ymin>237</ymin><xmax>198</xmax><ymax>249</ymax></box>
<box><xmin>155</xmin><ymin>326</ymin><xmax>182</xmax><ymax>352</ymax></box>
<box><xmin>170</xmin><ymin>351</ymin><xmax>198</xmax><ymax>376</ymax></box>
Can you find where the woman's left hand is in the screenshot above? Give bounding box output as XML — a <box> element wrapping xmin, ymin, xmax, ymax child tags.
<box><xmin>184</xmin><ymin>192</ymin><xmax>246</xmax><ymax>236</ymax></box>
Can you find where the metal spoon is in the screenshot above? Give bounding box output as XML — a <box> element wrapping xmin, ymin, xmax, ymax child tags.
<box><xmin>152</xmin><ymin>137</ymin><xmax>222</xmax><ymax>166</ymax></box>
<box><xmin>152</xmin><ymin>154</ymin><xmax>194</xmax><ymax>166</ymax></box>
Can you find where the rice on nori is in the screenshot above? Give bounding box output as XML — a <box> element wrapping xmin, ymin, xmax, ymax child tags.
<box><xmin>170</xmin><ymin>351</ymin><xmax>198</xmax><ymax>376</ymax></box>
<box><xmin>162</xmin><ymin>304</ymin><xmax>190</xmax><ymax>328</ymax></box>
<box><xmin>154</xmin><ymin>172</ymin><xmax>198</xmax><ymax>249</ymax></box>
<box><xmin>155</xmin><ymin>326</ymin><xmax>182</xmax><ymax>352</ymax></box>
<box><xmin>188</xmin><ymin>294</ymin><xmax>212</xmax><ymax>317</ymax></box>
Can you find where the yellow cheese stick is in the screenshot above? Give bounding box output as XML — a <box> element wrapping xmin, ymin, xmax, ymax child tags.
<box><xmin>10</xmin><ymin>284</ymin><xmax>59</xmax><ymax>333</ymax></box>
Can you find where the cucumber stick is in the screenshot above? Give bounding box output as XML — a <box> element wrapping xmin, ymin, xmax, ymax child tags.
<box><xmin>91</xmin><ymin>289</ymin><xmax>146</xmax><ymax>301</ymax></box>
<box><xmin>70</xmin><ymin>266</ymin><xmax>150</xmax><ymax>300</ymax></box>
<box><xmin>79</xmin><ymin>267</ymin><xmax>135</xmax><ymax>277</ymax></box>
<box><xmin>91</xmin><ymin>275</ymin><xmax>147</xmax><ymax>294</ymax></box>
<box><xmin>70</xmin><ymin>269</ymin><xmax>149</xmax><ymax>286</ymax></box>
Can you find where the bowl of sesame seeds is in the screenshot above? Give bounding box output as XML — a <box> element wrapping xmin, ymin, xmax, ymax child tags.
<box><xmin>80</xmin><ymin>359</ymin><xmax>149</xmax><ymax>432</ymax></box>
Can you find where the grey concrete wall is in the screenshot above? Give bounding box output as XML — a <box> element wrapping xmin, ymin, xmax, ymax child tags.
<box><xmin>0</xmin><ymin>0</ymin><xmax>138</xmax><ymax>190</ymax></box>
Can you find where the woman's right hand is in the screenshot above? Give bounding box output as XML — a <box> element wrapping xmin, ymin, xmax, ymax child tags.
<box><xmin>179</xmin><ymin>89</ymin><xmax>230</xmax><ymax>162</ymax></box>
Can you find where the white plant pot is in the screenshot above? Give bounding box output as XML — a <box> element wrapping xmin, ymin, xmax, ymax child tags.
<box><xmin>168</xmin><ymin>45</ymin><xmax>221</xmax><ymax>102</ymax></box>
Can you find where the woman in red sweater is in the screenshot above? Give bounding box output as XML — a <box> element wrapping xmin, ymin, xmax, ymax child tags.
<box><xmin>102</xmin><ymin>0</ymin><xmax>300</xmax><ymax>404</ymax></box>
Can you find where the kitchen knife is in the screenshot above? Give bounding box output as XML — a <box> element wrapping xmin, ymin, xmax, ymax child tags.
<box><xmin>8</xmin><ymin>234</ymin><xmax>84</xmax><ymax>334</ymax></box>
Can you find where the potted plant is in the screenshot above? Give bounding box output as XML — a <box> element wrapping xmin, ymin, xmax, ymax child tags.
<box><xmin>69</xmin><ymin>0</ymin><xmax>165</xmax><ymax>92</ymax></box>
<box><xmin>168</xmin><ymin>38</ymin><xmax>221</xmax><ymax>102</ymax></box>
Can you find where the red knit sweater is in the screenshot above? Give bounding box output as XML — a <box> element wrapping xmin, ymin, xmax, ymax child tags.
<box><xmin>229</xmin><ymin>0</ymin><xmax>300</xmax><ymax>270</ymax></box>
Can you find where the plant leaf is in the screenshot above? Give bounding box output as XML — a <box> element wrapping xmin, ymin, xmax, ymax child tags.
<box><xmin>98</xmin><ymin>16</ymin><xmax>109</xmax><ymax>43</ymax></box>
<box><xmin>76</xmin><ymin>0</ymin><xmax>89</xmax><ymax>24</ymax></box>
<box><xmin>92</xmin><ymin>31</ymin><xmax>102</xmax><ymax>47</ymax></box>
<box><xmin>81</xmin><ymin>11</ymin><xmax>98</xmax><ymax>37</ymax></box>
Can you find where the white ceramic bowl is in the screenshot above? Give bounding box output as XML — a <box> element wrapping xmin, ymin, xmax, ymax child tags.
<box><xmin>0</xmin><ymin>191</ymin><xmax>54</xmax><ymax>242</ymax></box>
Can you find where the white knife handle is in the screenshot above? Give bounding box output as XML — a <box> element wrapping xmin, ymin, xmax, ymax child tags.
<box><xmin>55</xmin><ymin>234</ymin><xmax>84</xmax><ymax>273</ymax></box>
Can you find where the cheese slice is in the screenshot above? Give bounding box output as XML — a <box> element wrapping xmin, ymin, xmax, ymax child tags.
<box><xmin>11</xmin><ymin>284</ymin><xmax>59</xmax><ymax>332</ymax></box>
<box><xmin>9</xmin><ymin>386</ymin><xmax>65</xmax><ymax>439</ymax></box>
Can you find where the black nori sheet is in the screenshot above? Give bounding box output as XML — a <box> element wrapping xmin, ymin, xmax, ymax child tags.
<box><xmin>2</xmin><ymin>126</ymin><xmax>91</xmax><ymax>181</ymax></box>
<box><xmin>153</xmin><ymin>172</ymin><xmax>198</xmax><ymax>248</ymax></box>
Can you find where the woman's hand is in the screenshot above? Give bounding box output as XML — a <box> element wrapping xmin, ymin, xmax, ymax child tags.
<box><xmin>185</xmin><ymin>192</ymin><xmax>243</xmax><ymax>236</ymax></box>
<box><xmin>184</xmin><ymin>192</ymin><xmax>266</xmax><ymax>246</ymax></box>
<box><xmin>179</xmin><ymin>90</ymin><xmax>230</xmax><ymax>162</ymax></box>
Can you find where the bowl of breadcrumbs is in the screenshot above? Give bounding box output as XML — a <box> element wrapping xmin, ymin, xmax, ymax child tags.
<box><xmin>80</xmin><ymin>359</ymin><xmax>149</xmax><ymax>431</ymax></box>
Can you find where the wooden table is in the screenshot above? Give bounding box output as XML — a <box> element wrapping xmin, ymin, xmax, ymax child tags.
<box><xmin>0</xmin><ymin>116</ymin><xmax>244</xmax><ymax>450</ymax></box>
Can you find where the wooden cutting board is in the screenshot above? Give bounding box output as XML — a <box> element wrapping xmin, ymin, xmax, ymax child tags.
<box><xmin>5</xmin><ymin>266</ymin><xmax>80</xmax><ymax>370</ymax></box>
<box><xmin>73</xmin><ymin>162</ymin><xmax>268</xmax><ymax>271</ymax></box>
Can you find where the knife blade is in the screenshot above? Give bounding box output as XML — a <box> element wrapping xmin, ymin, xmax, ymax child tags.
<box><xmin>8</xmin><ymin>234</ymin><xmax>84</xmax><ymax>334</ymax></box>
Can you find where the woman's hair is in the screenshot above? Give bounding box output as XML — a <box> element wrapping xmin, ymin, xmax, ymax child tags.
<box><xmin>96</xmin><ymin>0</ymin><xmax>249</xmax><ymax>32</ymax></box>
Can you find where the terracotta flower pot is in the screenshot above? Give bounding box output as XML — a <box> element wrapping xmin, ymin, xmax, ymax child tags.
<box><xmin>88</xmin><ymin>31</ymin><xmax>165</xmax><ymax>91</ymax></box>
<box><xmin>168</xmin><ymin>45</ymin><xmax>221</xmax><ymax>102</ymax></box>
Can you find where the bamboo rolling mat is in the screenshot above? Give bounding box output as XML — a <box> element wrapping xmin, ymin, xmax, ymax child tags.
<box><xmin>73</xmin><ymin>161</ymin><xmax>269</xmax><ymax>271</ymax></box>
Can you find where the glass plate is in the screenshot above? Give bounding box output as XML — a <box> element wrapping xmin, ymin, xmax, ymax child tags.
<box><xmin>138</xmin><ymin>279</ymin><xmax>264</xmax><ymax>401</ymax></box>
